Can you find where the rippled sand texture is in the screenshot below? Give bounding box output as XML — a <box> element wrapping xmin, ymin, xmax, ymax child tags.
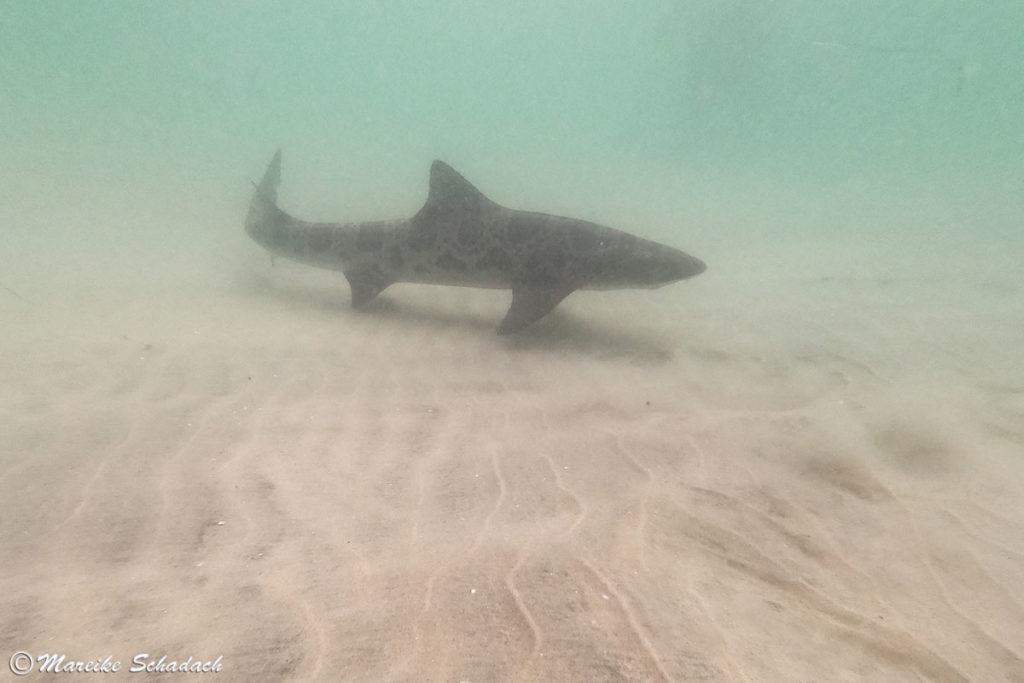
<box><xmin>2</xmin><ymin>253</ymin><xmax>1023</xmax><ymax>681</ymax></box>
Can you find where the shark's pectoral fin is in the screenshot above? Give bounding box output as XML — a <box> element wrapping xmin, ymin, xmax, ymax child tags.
<box><xmin>344</xmin><ymin>267</ymin><xmax>393</xmax><ymax>308</ymax></box>
<box><xmin>498</xmin><ymin>282</ymin><xmax>576</xmax><ymax>335</ymax></box>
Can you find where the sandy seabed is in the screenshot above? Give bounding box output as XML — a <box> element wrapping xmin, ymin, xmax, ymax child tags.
<box><xmin>1</xmin><ymin>201</ymin><xmax>1022</xmax><ymax>682</ymax></box>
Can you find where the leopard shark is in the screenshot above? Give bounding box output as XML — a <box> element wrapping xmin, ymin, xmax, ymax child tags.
<box><xmin>245</xmin><ymin>150</ymin><xmax>705</xmax><ymax>334</ymax></box>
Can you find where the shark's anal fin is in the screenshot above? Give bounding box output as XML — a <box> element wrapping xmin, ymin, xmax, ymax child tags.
<box><xmin>344</xmin><ymin>267</ymin><xmax>393</xmax><ymax>308</ymax></box>
<box><xmin>498</xmin><ymin>282</ymin><xmax>576</xmax><ymax>335</ymax></box>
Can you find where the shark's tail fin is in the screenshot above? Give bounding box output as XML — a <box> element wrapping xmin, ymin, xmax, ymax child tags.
<box><xmin>246</xmin><ymin>149</ymin><xmax>285</xmax><ymax>243</ymax></box>
<box><xmin>254</xmin><ymin>148</ymin><xmax>282</xmax><ymax>204</ymax></box>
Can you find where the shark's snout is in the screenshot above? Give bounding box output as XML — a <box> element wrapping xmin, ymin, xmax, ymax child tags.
<box><xmin>585</xmin><ymin>239</ymin><xmax>706</xmax><ymax>289</ymax></box>
<box><xmin>675</xmin><ymin>252</ymin><xmax>706</xmax><ymax>279</ymax></box>
<box><xmin>647</xmin><ymin>247</ymin><xmax>706</xmax><ymax>285</ymax></box>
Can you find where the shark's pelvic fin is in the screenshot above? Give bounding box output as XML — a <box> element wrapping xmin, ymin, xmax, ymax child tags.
<box><xmin>498</xmin><ymin>282</ymin><xmax>576</xmax><ymax>335</ymax></box>
<box><xmin>344</xmin><ymin>267</ymin><xmax>394</xmax><ymax>308</ymax></box>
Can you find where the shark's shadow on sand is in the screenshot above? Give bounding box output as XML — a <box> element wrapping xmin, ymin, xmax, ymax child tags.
<box><xmin>242</xmin><ymin>269</ymin><xmax>675</xmax><ymax>364</ymax></box>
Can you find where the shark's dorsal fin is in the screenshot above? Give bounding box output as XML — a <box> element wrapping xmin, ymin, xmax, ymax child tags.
<box><xmin>412</xmin><ymin>162</ymin><xmax>498</xmax><ymax>234</ymax></box>
<box><xmin>426</xmin><ymin>161</ymin><xmax>495</xmax><ymax>210</ymax></box>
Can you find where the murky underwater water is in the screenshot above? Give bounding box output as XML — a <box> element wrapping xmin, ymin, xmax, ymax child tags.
<box><xmin>1</xmin><ymin>2</ymin><xmax>1022</xmax><ymax>680</ymax></box>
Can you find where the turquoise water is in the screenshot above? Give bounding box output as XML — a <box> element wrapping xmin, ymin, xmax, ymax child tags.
<box><xmin>2</xmin><ymin>4</ymin><xmax>1024</xmax><ymax>680</ymax></box>
<box><xmin>3</xmin><ymin>1</ymin><xmax>1021</xmax><ymax>293</ymax></box>
<box><xmin>4</xmin><ymin>2</ymin><xmax>1022</xmax><ymax>184</ymax></box>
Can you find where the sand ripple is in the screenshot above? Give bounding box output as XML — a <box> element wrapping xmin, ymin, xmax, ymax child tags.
<box><xmin>1</xmin><ymin>284</ymin><xmax>1023</xmax><ymax>682</ymax></box>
